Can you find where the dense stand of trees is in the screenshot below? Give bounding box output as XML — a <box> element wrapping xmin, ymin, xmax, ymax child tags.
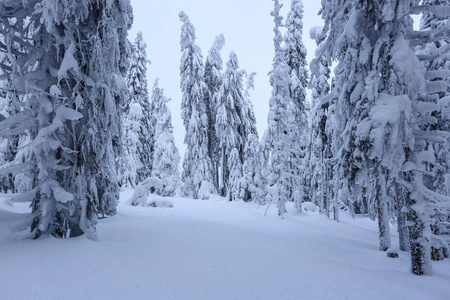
<box><xmin>0</xmin><ymin>0</ymin><xmax>449</xmax><ymax>276</ymax></box>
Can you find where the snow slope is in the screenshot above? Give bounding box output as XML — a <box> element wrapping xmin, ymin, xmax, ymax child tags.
<box><xmin>0</xmin><ymin>192</ymin><xmax>449</xmax><ymax>300</ymax></box>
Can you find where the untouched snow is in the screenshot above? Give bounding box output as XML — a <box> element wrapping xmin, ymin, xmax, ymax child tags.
<box><xmin>0</xmin><ymin>192</ymin><xmax>449</xmax><ymax>300</ymax></box>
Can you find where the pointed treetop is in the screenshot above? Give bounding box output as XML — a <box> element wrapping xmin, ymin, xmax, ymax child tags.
<box><xmin>271</xmin><ymin>0</ymin><xmax>284</xmax><ymax>26</ymax></box>
<box><xmin>288</xmin><ymin>0</ymin><xmax>304</xmax><ymax>20</ymax></box>
<box><xmin>153</xmin><ymin>77</ymin><xmax>160</xmax><ymax>90</ymax></box>
<box><xmin>245</xmin><ymin>72</ymin><xmax>257</xmax><ymax>98</ymax></box>
<box><xmin>136</xmin><ymin>31</ymin><xmax>146</xmax><ymax>46</ymax></box>
<box><xmin>179</xmin><ymin>11</ymin><xmax>189</xmax><ymax>22</ymax></box>
<box><xmin>179</xmin><ymin>11</ymin><xmax>197</xmax><ymax>49</ymax></box>
<box><xmin>227</xmin><ymin>51</ymin><xmax>240</xmax><ymax>69</ymax></box>
<box><xmin>213</xmin><ymin>34</ymin><xmax>226</xmax><ymax>52</ymax></box>
<box><xmin>153</xmin><ymin>78</ymin><xmax>170</xmax><ymax>104</ymax></box>
<box><xmin>271</xmin><ymin>0</ymin><xmax>285</xmax><ymax>60</ymax></box>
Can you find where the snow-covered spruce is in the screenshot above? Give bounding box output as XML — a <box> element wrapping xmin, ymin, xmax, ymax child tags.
<box><xmin>285</xmin><ymin>0</ymin><xmax>311</xmax><ymax>210</ymax></box>
<box><xmin>118</xmin><ymin>103</ymin><xmax>143</xmax><ymax>189</ymax></box>
<box><xmin>151</xmin><ymin>80</ymin><xmax>181</xmax><ymax>197</ymax></box>
<box><xmin>227</xmin><ymin>148</ymin><xmax>244</xmax><ymax>202</ymax></box>
<box><xmin>266</xmin><ymin>0</ymin><xmax>293</xmax><ymax>218</ymax></box>
<box><xmin>319</xmin><ymin>0</ymin><xmax>359</xmax><ymax>224</ymax></box>
<box><xmin>319</xmin><ymin>1</ymin><xmax>396</xmax><ymax>252</ymax></box>
<box><xmin>204</xmin><ymin>34</ymin><xmax>226</xmax><ymax>190</ymax></box>
<box><xmin>308</xmin><ymin>25</ymin><xmax>331</xmax><ymax>215</ymax></box>
<box><xmin>123</xmin><ymin>32</ymin><xmax>153</xmax><ymax>185</ymax></box>
<box><xmin>0</xmin><ymin>53</ymin><xmax>22</xmax><ymax>194</ymax></box>
<box><xmin>416</xmin><ymin>0</ymin><xmax>450</xmax><ymax>260</ymax></box>
<box><xmin>319</xmin><ymin>0</ymin><xmax>449</xmax><ymax>275</ymax></box>
<box><xmin>179</xmin><ymin>11</ymin><xmax>214</xmax><ymax>199</ymax></box>
<box><xmin>243</xmin><ymin>134</ymin><xmax>265</xmax><ymax>203</ymax></box>
<box><xmin>242</xmin><ymin>72</ymin><xmax>259</xmax><ymax>141</ymax></box>
<box><xmin>215</xmin><ymin>52</ymin><xmax>246</xmax><ymax>197</ymax></box>
<box><xmin>240</xmin><ymin>73</ymin><xmax>261</xmax><ymax>202</ymax></box>
<box><xmin>0</xmin><ymin>0</ymin><xmax>133</xmax><ymax>239</ymax></box>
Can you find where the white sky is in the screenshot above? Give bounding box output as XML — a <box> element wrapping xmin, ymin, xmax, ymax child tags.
<box><xmin>129</xmin><ymin>0</ymin><xmax>323</xmax><ymax>156</ymax></box>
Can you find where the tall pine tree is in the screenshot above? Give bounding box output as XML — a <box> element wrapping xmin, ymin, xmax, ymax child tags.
<box><xmin>204</xmin><ymin>34</ymin><xmax>225</xmax><ymax>190</ymax></box>
<box><xmin>215</xmin><ymin>52</ymin><xmax>246</xmax><ymax>196</ymax></box>
<box><xmin>125</xmin><ymin>32</ymin><xmax>152</xmax><ymax>184</ymax></box>
<box><xmin>309</xmin><ymin>26</ymin><xmax>331</xmax><ymax>214</ymax></box>
<box><xmin>179</xmin><ymin>12</ymin><xmax>215</xmax><ymax>199</ymax></box>
<box><xmin>151</xmin><ymin>80</ymin><xmax>181</xmax><ymax>197</ymax></box>
<box><xmin>285</xmin><ymin>0</ymin><xmax>310</xmax><ymax>209</ymax></box>
<box><xmin>266</xmin><ymin>0</ymin><xmax>293</xmax><ymax>218</ymax></box>
<box><xmin>415</xmin><ymin>0</ymin><xmax>450</xmax><ymax>261</ymax></box>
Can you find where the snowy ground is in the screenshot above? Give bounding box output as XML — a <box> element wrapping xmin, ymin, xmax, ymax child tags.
<box><xmin>1</xmin><ymin>192</ymin><xmax>449</xmax><ymax>300</ymax></box>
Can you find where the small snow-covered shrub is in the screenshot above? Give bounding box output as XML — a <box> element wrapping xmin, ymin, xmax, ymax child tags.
<box><xmin>129</xmin><ymin>177</ymin><xmax>163</xmax><ymax>206</ymax></box>
<box><xmin>197</xmin><ymin>181</ymin><xmax>216</xmax><ymax>200</ymax></box>
<box><xmin>302</xmin><ymin>202</ymin><xmax>318</xmax><ymax>212</ymax></box>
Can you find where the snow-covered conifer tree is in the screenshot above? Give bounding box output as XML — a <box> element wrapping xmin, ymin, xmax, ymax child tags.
<box><xmin>0</xmin><ymin>0</ymin><xmax>133</xmax><ymax>238</ymax></box>
<box><xmin>0</xmin><ymin>50</ymin><xmax>32</xmax><ymax>193</ymax></box>
<box><xmin>256</xmin><ymin>131</ymin><xmax>271</xmax><ymax>205</ymax></box>
<box><xmin>0</xmin><ymin>137</ymin><xmax>15</xmax><ymax>192</ymax></box>
<box><xmin>215</xmin><ymin>52</ymin><xmax>246</xmax><ymax>196</ymax></box>
<box><xmin>319</xmin><ymin>0</ymin><xmax>362</xmax><ymax>223</ymax></box>
<box><xmin>362</xmin><ymin>0</ymin><xmax>450</xmax><ymax>274</ymax></box>
<box><xmin>0</xmin><ymin>90</ymin><xmax>19</xmax><ymax>193</ymax></box>
<box><xmin>179</xmin><ymin>12</ymin><xmax>214</xmax><ymax>199</ymax></box>
<box><xmin>309</xmin><ymin>26</ymin><xmax>331</xmax><ymax>213</ymax></box>
<box><xmin>285</xmin><ymin>0</ymin><xmax>310</xmax><ymax>209</ymax></box>
<box><xmin>118</xmin><ymin>103</ymin><xmax>143</xmax><ymax>188</ymax></box>
<box><xmin>242</xmin><ymin>72</ymin><xmax>259</xmax><ymax>146</ymax></box>
<box><xmin>240</xmin><ymin>73</ymin><xmax>260</xmax><ymax>201</ymax></box>
<box><xmin>320</xmin><ymin>0</ymin><xmax>450</xmax><ymax>274</ymax></box>
<box><xmin>76</xmin><ymin>1</ymin><xmax>133</xmax><ymax>221</ymax></box>
<box><xmin>266</xmin><ymin>0</ymin><xmax>293</xmax><ymax>218</ymax></box>
<box><xmin>151</xmin><ymin>81</ymin><xmax>180</xmax><ymax>197</ymax></box>
<box><xmin>126</xmin><ymin>32</ymin><xmax>153</xmax><ymax>183</ymax></box>
<box><xmin>415</xmin><ymin>0</ymin><xmax>450</xmax><ymax>261</ymax></box>
<box><xmin>204</xmin><ymin>34</ymin><xmax>225</xmax><ymax>189</ymax></box>
<box><xmin>242</xmin><ymin>134</ymin><xmax>264</xmax><ymax>202</ymax></box>
<box><xmin>285</xmin><ymin>0</ymin><xmax>309</xmax><ymax>114</ymax></box>
<box><xmin>227</xmin><ymin>148</ymin><xmax>244</xmax><ymax>202</ymax></box>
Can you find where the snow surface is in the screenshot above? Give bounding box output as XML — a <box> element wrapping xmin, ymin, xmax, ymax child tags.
<box><xmin>0</xmin><ymin>192</ymin><xmax>449</xmax><ymax>300</ymax></box>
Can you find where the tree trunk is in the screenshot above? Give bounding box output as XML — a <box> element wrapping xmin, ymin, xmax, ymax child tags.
<box><xmin>406</xmin><ymin>171</ymin><xmax>432</xmax><ymax>275</ymax></box>
<box><xmin>220</xmin><ymin>146</ymin><xmax>227</xmax><ymax>196</ymax></box>
<box><xmin>396</xmin><ymin>184</ymin><xmax>410</xmax><ymax>251</ymax></box>
<box><xmin>277</xmin><ymin>183</ymin><xmax>286</xmax><ymax>218</ymax></box>
<box><xmin>431</xmin><ymin>219</ymin><xmax>444</xmax><ymax>261</ymax></box>
<box><xmin>333</xmin><ymin>184</ymin><xmax>339</xmax><ymax>222</ymax></box>
<box><xmin>319</xmin><ymin>152</ymin><xmax>325</xmax><ymax>214</ymax></box>
<box><xmin>408</xmin><ymin>208</ymin><xmax>432</xmax><ymax>275</ymax></box>
<box><xmin>398</xmin><ymin>210</ymin><xmax>410</xmax><ymax>251</ymax></box>
<box><xmin>375</xmin><ymin>167</ymin><xmax>391</xmax><ymax>251</ymax></box>
<box><xmin>333</xmin><ymin>202</ymin><xmax>339</xmax><ymax>222</ymax></box>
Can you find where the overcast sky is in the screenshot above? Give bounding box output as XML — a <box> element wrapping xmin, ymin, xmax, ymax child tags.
<box><xmin>129</xmin><ymin>0</ymin><xmax>323</xmax><ymax>156</ymax></box>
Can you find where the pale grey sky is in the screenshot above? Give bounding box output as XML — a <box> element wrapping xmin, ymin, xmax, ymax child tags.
<box><xmin>129</xmin><ymin>0</ymin><xmax>323</xmax><ymax>156</ymax></box>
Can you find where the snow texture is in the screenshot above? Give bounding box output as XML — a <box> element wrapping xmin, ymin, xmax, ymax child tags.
<box><xmin>0</xmin><ymin>193</ymin><xmax>449</xmax><ymax>299</ymax></box>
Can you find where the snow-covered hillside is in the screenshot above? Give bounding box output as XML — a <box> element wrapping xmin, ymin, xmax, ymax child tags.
<box><xmin>0</xmin><ymin>192</ymin><xmax>449</xmax><ymax>300</ymax></box>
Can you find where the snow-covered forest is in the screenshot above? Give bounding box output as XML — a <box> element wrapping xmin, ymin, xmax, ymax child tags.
<box><xmin>1</xmin><ymin>0</ymin><xmax>450</xmax><ymax>299</ymax></box>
